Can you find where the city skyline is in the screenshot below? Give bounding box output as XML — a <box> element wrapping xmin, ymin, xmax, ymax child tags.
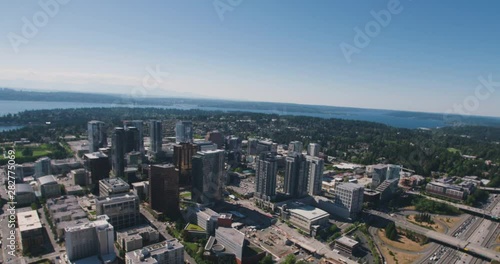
<box><xmin>1</xmin><ymin>1</ymin><xmax>499</xmax><ymax>116</ymax></box>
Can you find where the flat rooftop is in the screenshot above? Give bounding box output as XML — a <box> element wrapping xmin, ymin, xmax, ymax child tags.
<box><xmin>336</xmin><ymin>236</ymin><xmax>359</xmax><ymax>248</ymax></box>
<box><xmin>84</xmin><ymin>152</ymin><xmax>108</xmax><ymax>159</ymax></box>
<box><xmin>17</xmin><ymin>210</ymin><xmax>42</xmax><ymax>232</ymax></box>
<box><xmin>288</xmin><ymin>205</ymin><xmax>329</xmax><ymax>221</ymax></box>
<box><xmin>216</xmin><ymin>227</ymin><xmax>245</xmax><ymax>247</ymax></box>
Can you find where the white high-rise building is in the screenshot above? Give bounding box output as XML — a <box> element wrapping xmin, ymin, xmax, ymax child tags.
<box><xmin>306</xmin><ymin>155</ymin><xmax>324</xmax><ymax>196</ymax></box>
<box><xmin>307</xmin><ymin>143</ymin><xmax>321</xmax><ymax>157</ymax></box>
<box><xmin>88</xmin><ymin>120</ymin><xmax>107</xmax><ymax>152</ymax></box>
<box><xmin>65</xmin><ymin>215</ymin><xmax>115</xmax><ymax>262</ymax></box>
<box><xmin>175</xmin><ymin>121</ymin><xmax>193</xmax><ymax>143</ymax></box>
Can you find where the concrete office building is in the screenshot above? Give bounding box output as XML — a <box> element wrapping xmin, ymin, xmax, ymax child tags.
<box><xmin>333</xmin><ymin>183</ymin><xmax>364</xmax><ymax>219</ymax></box>
<box><xmin>206</xmin><ymin>131</ymin><xmax>224</xmax><ymax>149</ymax></box>
<box><xmin>288</xmin><ymin>141</ymin><xmax>303</xmax><ymax>154</ymax></box>
<box><xmin>173</xmin><ymin>143</ymin><xmax>198</xmax><ymax>186</ymax></box>
<box><xmin>307</xmin><ymin>143</ymin><xmax>321</xmax><ymax>157</ymax></box>
<box><xmin>37</xmin><ymin>175</ymin><xmax>61</xmax><ymax>198</ymax></box>
<box><xmin>65</xmin><ymin>215</ymin><xmax>115</xmax><ymax>262</ymax></box>
<box><xmin>117</xmin><ymin>225</ymin><xmax>160</xmax><ymax>252</ymax></box>
<box><xmin>96</xmin><ymin>193</ymin><xmax>140</xmax><ymax>230</ymax></box>
<box><xmin>15</xmin><ymin>183</ymin><xmax>36</xmax><ymax>207</ymax></box>
<box><xmin>247</xmin><ymin>139</ymin><xmax>276</xmax><ymax>155</ymax></box>
<box><xmin>88</xmin><ymin>120</ymin><xmax>107</xmax><ymax>152</ymax></box>
<box><xmin>34</xmin><ymin>156</ymin><xmax>51</xmax><ymax>178</ymax></box>
<box><xmin>196</xmin><ymin>141</ymin><xmax>218</xmax><ymax>151</ymax></box>
<box><xmin>149</xmin><ymin>120</ymin><xmax>163</xmax><ymax>153</ymax></box>
<box><xmin>149</xmin><ymin>164</ymin><xmax>179</xmax><ymax>217</ymax></box>
<box><xmin>99</xmin><ymin>177</ymin><xmax>130</xmax><ymax>197</ymax></box>
<box><xmin>306</xmin><ymin>155</ymin><xmax>324</xmax><ymax>196</ymax></box>
<box><xmin>335</xmin><ymin>236</ymin><xmax>359</xmax><ymax>256</ymax></box>
<box><xmin>17</xmin><ymin>210</ymin><xmax>43</xmax><ymax>253</ymax></box>
<box><xmin>124</xmin><ymin>120</ymin><xmax>144</xmax><ymax>154</ymax></box>
<box><xmin>71</xmin><ymin>168</ymin><xmax>87</xmax><ymax>186</ymax></box>
<box><xmin>226</xmin><ymin>136</ymin><xmax>241</xmax><ymax>152</ymax></box>
<box><xmin>284</xmin><ymin>153</ymin><xmax>308</xmax><ymax>198</ymax></box>
<box><xmin>187</xmin><ymin>206</ymin><xmax>220</xmax><ymax>235</ymax></box>
<box><xmin>125</xmin><ymin>239</ymin><xmax>184</xmax><ymax>264</ymax></box>
<box><xmin>192</xmin><ymin>150</ymin><xmax>225</xmax><ymax>204</ymax></box>
<box><xmin>132</xmin><ymin>181</ymin><xmax>149</xmax><ymax>201</ymax></box>
<box><xmin>367</xmin><ymin>164</ymin><xmax>402</xmax><ymax>189</ymax></box>
<box><xmin>215</xmin><ymin>227</ymin><xmax>247</xmax><ymax>260</ymax></box>
<box><xmin>281</xmin><ymin>203</ymin><xmax>329</xmax><ymax>236</ymax></box>
<box><xmin>254</xmin><ymin>152</ymin><xmax>278</xmax><ymax>201</ymax></box>
<box><xmin>84</xmin><ymin>152</ymin><xmax>111</xmax><ymax>192</ymax></box>
<box><xmin>175</xmin><ymin>120</ymin><xmax>193</xmax><ymax>143</ymax></box>
<box><xmin>112</xmin><ymin>127</ymin><xmax>126</xmax><ymax>178</ymax></box>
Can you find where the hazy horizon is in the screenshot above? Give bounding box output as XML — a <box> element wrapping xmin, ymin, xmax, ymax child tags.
<box><xmin>1</xmin><ymin>1</ymin><xmax>499</xmax><ymax>117</ymax></box>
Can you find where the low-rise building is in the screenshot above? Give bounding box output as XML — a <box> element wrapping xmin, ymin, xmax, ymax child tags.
<box><xmin>187</xmin><ymin>206</ymin><xmax>219</xmax><ymax>235</ymax></box>
<box><xmin>426</xmin><ymin>181</ymin><xmax>471</xmax><ymax>201</ymax></box>
<box><xmin>99</xmin><ymin>177</ymin><xmax>130</xmax><ymax>197</ymax></box>
<box><xmin>334</xmin><ymin>236</ymin><xmax>359</xmax><ymax>256</ymax></box>
<box><xmin>215</xmin><ymin>227</ymin><xmax>246</xmax><ymax>260</ymax></box>
<box><xmin>132</xmin><ymin>181</ymin><xmax>149</xmax><ymax>201</ymax></box>
<box><xmin>71</xmin><ymin>168</ymin><xmax>88</xmax><ymax>186</ymax></box>
<box><xmin>125</xmin><ymin>239</ymin><xmax>184</xmax><ymax>264</ymax></box>
<box><xmin>15</xmin><ymin>183</ymin><xmax>36</xmax><ymax>207</ymax></box>
<box><xmin>37</xmin><ymin>175</ymin><xmax>61</xmax><ymax>198</ymax></box>
<box><xmin>117</xmin><ymin>225</ymin><xmax>160</xmax><ymax>252</ymax></box>
<box><xmin>281</xmin><ymin>203</ymin><xmax>329</xmax><ymax>236</ymax></box>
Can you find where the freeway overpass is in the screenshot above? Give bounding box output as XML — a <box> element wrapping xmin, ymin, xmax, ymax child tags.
<box><xmin>366</xmin><ymin>210</ymin><xmax>500</xmax><ymax>262</ymax></box>
<box><xmin>408</xmin><ymin>191</ymin><xmax>499</xmax><ymax>221</ymax></box>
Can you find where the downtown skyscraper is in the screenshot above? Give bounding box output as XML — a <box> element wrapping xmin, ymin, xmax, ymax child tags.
<box><xmin>284</xmin><ymin>153</ymin><xmax>308</xmax><ymax>198</ymax></box>
<box><xmin>175</xmin><ymin>121</ymin><xmax>193</xmax><ymax>143</ymax></box>
<box><xmin>88</xmin><ymin>120</ymin><xmax>107</xmax><ymax>152</ymax></box>
<box><xmin>149</xmin><ymin>120</ymin><xmax>162</xmax><ymax>153</ymax></box>
<box><xmin>112</xmin><ymin>127</ymin><xmax>125</xmax><ymax>178</ymax></box>
<box><xmin>192</xmin><ymin>149</ymin><xmax>225</xmax><ymax>204</ymax></box>
<box><xmin>124</xmin><ymin>120</ymin><xmax>144</xmax><ymax>154</ymax></box>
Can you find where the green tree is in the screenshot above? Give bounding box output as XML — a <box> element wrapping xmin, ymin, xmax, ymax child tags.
<box><xmin>259</xmin><ymin>254</ymin><xmax>273</xmax><ymax>264</ymax></box>
<box><xmin>385</xmin><ymin>222</ymin><xmax>398</xmax><ymax>241</ymax></box>
<box><xmin>282</xmin><ymin>254</ymin><xmax>297</xmax><ymax>264</ymax></box>
<box><xmin>22</xmin><ymin>147</ymin><xmax>33</xmax><ymax>157</ymax></box>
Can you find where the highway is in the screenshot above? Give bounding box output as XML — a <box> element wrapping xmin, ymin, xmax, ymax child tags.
<box><xmin>366</xmin><ymin>209</ymin><xmax>500</xmax><ymax>262</ymax></box>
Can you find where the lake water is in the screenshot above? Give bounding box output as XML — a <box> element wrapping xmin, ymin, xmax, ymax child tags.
<box><xmin>0</xmin><ymin>100</ymin><xmax>498</xmax><ymax>129</ymax></box>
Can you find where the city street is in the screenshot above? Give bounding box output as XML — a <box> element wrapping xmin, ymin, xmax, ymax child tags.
<box><xmin>140</xmin><ymin>205</ymin><xmax>197</xmax><ymax>264</ymax></box>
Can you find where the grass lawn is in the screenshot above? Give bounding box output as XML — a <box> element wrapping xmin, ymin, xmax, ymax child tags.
<box><xmin>180</xmin><ymin>192</ymin><xmax>191</xmax><ymax>199</ymax></box>
<box><xmin>183</xmin><ymin>242</ymin><xmax>199</xmax><ymax>253</ymax></box>
<box><xmin>377</xmin><ymin>229</ymin><xmax>429</xmax><ymax>252</ymax></box>
<box><xmin>447</xmin><ymin>148</ymin><xmax>460</xmax><ymax>153</ymax></box>
<box><xmin>185</xmin><ymin>223</ymin><xmax>204</xmax><ymax>231</ymax></box>
<box><xmin>377</xmin><ymin>229</ymin><xmax>429</xmax><ymax>264</ymax></box>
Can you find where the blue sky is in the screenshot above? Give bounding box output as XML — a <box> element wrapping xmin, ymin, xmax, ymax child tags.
<box><xmin>0</xmin><ymin>0</ymin><xmax>499</xmax><ymax>116</ymax></box>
